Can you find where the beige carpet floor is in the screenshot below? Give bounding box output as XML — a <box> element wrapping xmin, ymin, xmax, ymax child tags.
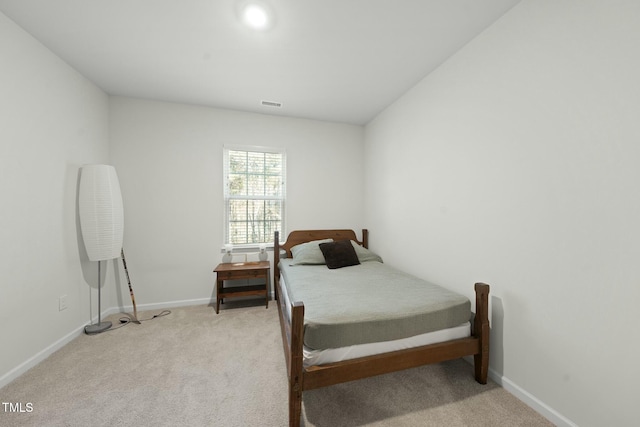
<box><xmin>0</xmin><ymin>302</ymin><xmax>553</xmax><ymax>426</ymax></box>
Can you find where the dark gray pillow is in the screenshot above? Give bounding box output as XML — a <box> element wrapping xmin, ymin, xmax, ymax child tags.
<box><xmin>319</xmin><ymin>240</ymin><xmax>360</xmax><ymax>269</ymax></box>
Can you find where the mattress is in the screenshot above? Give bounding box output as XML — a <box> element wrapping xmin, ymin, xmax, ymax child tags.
<box><xmin>278</xmin><ymin>259</ymin><xmax>471</xmax><ymax>351</ymax></box>
<box><xmin>280</xmin><ymin>272</ymin><xmax>471</xmax><ymax>367</ymax></box>
<box><xmin>302</xmin><ymin>322</ymin><xmax>471</xmax><ymax>367</ymax></box>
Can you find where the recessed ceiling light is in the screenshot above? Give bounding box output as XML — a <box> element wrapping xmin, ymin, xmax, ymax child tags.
<box><xmin>241</xmin><ymin>3</ymin><xmax>272</xmax><ymax>30</ymax></box>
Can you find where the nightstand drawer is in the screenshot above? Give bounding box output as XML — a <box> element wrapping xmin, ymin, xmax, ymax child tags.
<box><xmin>218</xmin><ymin>269</ymin><xmax>265</xmax><ymax>280</ymax></box>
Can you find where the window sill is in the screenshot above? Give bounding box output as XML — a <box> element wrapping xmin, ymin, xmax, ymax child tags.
<box><xmin>219</xmin><ymin>245</ymin><xmax>273</xmax><ymax>253</ymax></box>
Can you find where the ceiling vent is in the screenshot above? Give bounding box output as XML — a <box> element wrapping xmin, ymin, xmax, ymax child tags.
<box><xmin>261</xmin><ymin>100</ymin><xmax>282</xmax><ymax>108</ymax></box>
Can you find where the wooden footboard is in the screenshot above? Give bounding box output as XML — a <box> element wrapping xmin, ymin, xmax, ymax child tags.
<box><xmin>274</xmin><ymin>230</ymin><xmax>304</xmax><ymax>426</ymax></box>
<box><xmin>276</xmin><ymin>281</ymin><xmax>304</xmax><ymax>426</ymax></box>
<box><xmin>474</xmin><ymin>282</ymin><xmax>490</xmax><ymax>384</ymax></box>
<box><xmin>274</xmin><ymin>230</ymin><xmax>490</xmax><ymax>427</ymax></box>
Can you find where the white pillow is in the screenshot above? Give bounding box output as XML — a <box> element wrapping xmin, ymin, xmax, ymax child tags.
<box><xmin>290</xmin><ymin>239</ymin><xmax>333</xmax><ymax>265</ymax></box>
<box><xmin>350</xmin><ymin>240</ymin><xmax>383</xmax><ymax>263</ymax></box>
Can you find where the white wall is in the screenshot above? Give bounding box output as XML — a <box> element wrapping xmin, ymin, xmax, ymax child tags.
<box><xmin>0</xmin><ymin>12</ymin><xmax>110</xmax><ymax>385</ymax></box>
<box><xmin>109</xmin><ymin>97</ymin><xmax>364</xmax><ymax>307</ymax></box>
<box><xmin>364</xmin><ymin>1</ymin><xmax>640</xmax><ymax>426</ymax></box>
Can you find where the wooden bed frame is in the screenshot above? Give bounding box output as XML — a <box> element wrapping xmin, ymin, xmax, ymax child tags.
<box><xmin>273</xmin><ymin>229</ymin><xmax>489</xmax><ymax>427</ymax></box>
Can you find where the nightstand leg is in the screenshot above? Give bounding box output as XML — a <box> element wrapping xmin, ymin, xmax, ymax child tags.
<box><xmin>216</xmin><ymin>278</ymin><xmax>222</xmax><ymax>314</ymax></box>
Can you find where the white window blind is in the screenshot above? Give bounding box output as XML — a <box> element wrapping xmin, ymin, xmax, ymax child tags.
<box><xmin>223</xmin><ymin>146</ymin><xmax>286</xmax><ymax>245</ymax></box>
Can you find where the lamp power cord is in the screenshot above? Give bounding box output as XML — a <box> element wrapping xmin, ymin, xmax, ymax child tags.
<box><xmin>105</xmin><ymin>309</ymin><xmax>172</xmax><ymax>331</ymax></box>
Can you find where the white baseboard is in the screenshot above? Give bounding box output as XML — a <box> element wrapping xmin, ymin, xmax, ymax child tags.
<box><xmin>488</xmin><ymin>367</ymin><xmax>578</xmax><ymax>427</ymax></box>
<box><xmin>116</xmin><ymin>294</ymin><xmax>277</xmax><ymax>315</ymax></box>
<box><xmin>115</xmin><ymin>297</ymin><xmax>214</xmax><ymax>315</ymax></box>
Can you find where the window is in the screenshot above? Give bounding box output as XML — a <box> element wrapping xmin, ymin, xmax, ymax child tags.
<box><xmin>223</xmin><ymin>146</ymin><xmax>285</xmax><ymax>246</ymax></box>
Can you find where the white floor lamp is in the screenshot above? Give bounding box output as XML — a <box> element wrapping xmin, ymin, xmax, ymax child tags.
<box><xmin>78</xmin><ymin>164</ymin><xmax>124</xmax><ymax>335</ymax></box>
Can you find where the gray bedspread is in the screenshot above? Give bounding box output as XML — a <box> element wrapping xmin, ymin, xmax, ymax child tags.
<box><xmin>279</xmin><ymin>260</ymin><xmax>471</xmax><ymax>350</ymax></box>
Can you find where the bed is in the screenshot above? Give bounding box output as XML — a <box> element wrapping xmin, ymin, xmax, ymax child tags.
<box><xmin>274</xmin><ymin>229</ymin><xmax>489</xmax><ymax>427</ymax></box>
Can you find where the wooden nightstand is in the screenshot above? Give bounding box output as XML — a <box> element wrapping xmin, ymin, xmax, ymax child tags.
<box><xmin>213</xmin><ymin>261</ymin><xmax>270</xmax><ymax>314</ymax></box>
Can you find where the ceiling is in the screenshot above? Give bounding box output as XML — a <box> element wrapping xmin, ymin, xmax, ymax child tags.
<box><xmin>0</xmin><ymin>0</ymin><xmax>520</xmax><ymax>125</ymax></box>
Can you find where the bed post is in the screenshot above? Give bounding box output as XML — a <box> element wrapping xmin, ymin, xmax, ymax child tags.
<box><xmin>361</xmin><ymin>229</ymin><xmax>369</xmax><ymax>248</ymax></box>
<box><xmin>473</xmin><ymin>282</ymin><xmax>490</xmax><ymax>384</ymax></box>
<box><xmin>274</xmin><ymin>231</ymin><xmax>281</xmax><ymax>301</ymax></box>
<box><xmin>289</xmin><ymin>302</ymin><xmax>305</xmax><ymax>427</ymax></box>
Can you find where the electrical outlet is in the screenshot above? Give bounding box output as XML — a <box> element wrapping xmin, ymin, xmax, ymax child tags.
<box><xmin>59</xmin><ymin>295</ymin><xmax>68</xmax><ymax>311</ymax></box>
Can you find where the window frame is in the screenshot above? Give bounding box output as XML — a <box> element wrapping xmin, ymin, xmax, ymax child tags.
<box><xmin>223</xmin><ymin>145</ymin><xmax>286</xmax><ymax>248</ymax></box>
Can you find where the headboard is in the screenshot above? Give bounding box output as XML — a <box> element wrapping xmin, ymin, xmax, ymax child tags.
<box><xmin>276</xmin><ymin>229</ymin><xmax>368</xmax><ymax>258</ymax></box>
<box><xmin>273</xmin><ymin>229</ymin><xmax>369</xmax><ymax>299</ymax></box>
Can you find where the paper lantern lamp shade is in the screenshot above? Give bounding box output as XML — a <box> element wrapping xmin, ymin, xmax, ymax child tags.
<box><xmin>78</xmin><ymin>165</ymin><xmax>124</xmax><ymax>261</ymax></box>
